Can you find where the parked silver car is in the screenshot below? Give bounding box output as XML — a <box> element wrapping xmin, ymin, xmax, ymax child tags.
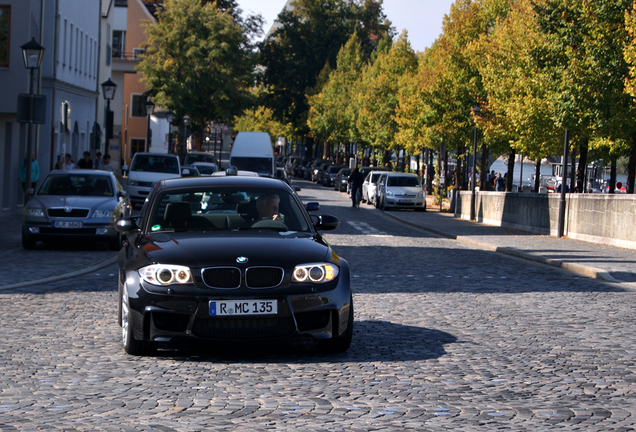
<box><xmin>376</xmin><ymin>172</ymin><xmax>426</xmax><ymax>211</ymax></box>
<box><xmin>22</xmin><ymin>170</ymin><xmax>131</xmax><ymax>250</ymax></box>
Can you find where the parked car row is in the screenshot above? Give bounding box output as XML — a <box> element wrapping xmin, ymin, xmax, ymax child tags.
<box><xmin>335</xmin><ymin>169</ymin><xmax>427</xmax><ymax>212</ymax></box>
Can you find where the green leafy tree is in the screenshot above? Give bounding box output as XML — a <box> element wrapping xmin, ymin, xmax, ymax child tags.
<box><xmin>259</xmin><ymin>0</ymin><xmax>390</xmax><ymax>146</ymax></box>
<box><xmin>356</xmin><ymin>31</ymin><xmax>418</xmax><ymax>168</ymax></box>
<box><xmin>233</xmin><ymin>106</ymin><xmax>287</xmax><ymax>144</ymax></box>
<box><xmin>534</xmin><ymin>0</ymin><xmax>636</xmax><ymax>193</ymax></box>
<box><xmin>137</xmin><ymin>0</ymin><xmax>257</xmax><ymax>135</ymax></box>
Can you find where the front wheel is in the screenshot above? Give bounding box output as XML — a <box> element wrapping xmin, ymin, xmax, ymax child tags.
<box><xmin>121</xmin><ymin>284</ymin><xmax>155</xmax><ymax>355</ymax></box>
<box><xmin>316</xmin><ymin>295</ymin><xmax>354</xmax><ymax>353</ymax></box>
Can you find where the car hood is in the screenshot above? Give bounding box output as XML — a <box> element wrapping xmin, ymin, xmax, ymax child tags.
<box><xmin>139</xmin><ymin>232</ymin><xmax>336</xmax><ymax>268</ymax></box>
<box><xmin>31</xmin><ymin>195</ymin><xmax>117</xmax><ymax>210</ymax></box>
<box><xmin>386</xmin><ymin>186</ymin><xmax>423</xmax><ymax>195</ymax></box>
<box><xmin>128</xmin><ymin>171</ymin><xmax>180</xmax><ymax>182</ymax></box>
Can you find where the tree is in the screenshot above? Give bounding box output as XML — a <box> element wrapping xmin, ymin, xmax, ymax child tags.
<box><xmin>137</xmin><ymin>0</ymin><xmax>257</xmax><ymax>135</ymax></box>
<box><xmin>259</xmin><ymin>0</ymin><xmax>390</xmax><ymax>143</ymax></box>
<box><xmin>356</xmin><ymin>31</ymin><xmax>418</xmax><ymax>168</ymax></box>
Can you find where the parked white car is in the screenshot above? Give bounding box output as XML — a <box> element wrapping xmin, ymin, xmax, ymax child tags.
<box><xmin>376</xmin><ymin>172</ymin><xmax>426</xmax><ymax>211</ymax></box>
<box><xmin>362</xmin><ymin>171</ymin><xmax>385</xmax><ymax>205</ymax></box>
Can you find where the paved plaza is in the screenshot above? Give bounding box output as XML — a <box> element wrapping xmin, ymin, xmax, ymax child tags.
<box><xmin>0</xmin><ymin>181</ymin><xmax>635</xmax><ymax>431</ymax></box>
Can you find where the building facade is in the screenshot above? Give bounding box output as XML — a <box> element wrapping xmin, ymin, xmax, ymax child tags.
<box><xmin>0</xmin><ymin>0</ymin><xmax>102</xmax><ymax>213</ymax></box>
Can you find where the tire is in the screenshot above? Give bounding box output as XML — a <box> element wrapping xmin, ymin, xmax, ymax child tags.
<box><xmin>21</xmin><ymin>227</ymin><xmax>36</xmax><ymax>250</ymax></box>
<box><xmin>380</xmin><ymin>198</ymin><xmax>386</xmax><ymax>211</ymax></box>
<box><xmin>316</xmin><ymin>294</ymin><xmax>354</xmax><ymax>353</ymax></box>
<box><xmin>121</xmin><ymin>283</ymin><xmax>155</xmax><ymax>356</ymax></box>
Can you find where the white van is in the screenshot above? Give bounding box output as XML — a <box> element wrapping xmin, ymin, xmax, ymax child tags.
<box><xmin>229</xmin><ymin>132</ymin><xmax>275</xmax><ymax>177</ymax></box>
<box><xmin>126</xmin><ymin>153</ymin><xmax>181</xmax><ymax>207</ymax></box>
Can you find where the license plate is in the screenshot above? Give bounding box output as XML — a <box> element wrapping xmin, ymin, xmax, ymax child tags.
<box><xmin>209</xmin><ymin>300</ymin><xmax>277</xmax><ymax>316</ymax></box>
<box><xmin>53</xmin><ymin>221</ymin><xmax>83</xmax><ymax>229</ymax></box>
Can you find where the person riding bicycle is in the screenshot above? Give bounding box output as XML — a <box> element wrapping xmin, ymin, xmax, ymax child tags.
<box><xmin>348</xmin><ymin>167</ymin><xmax>364</xmax><ymax>208</ymax></box>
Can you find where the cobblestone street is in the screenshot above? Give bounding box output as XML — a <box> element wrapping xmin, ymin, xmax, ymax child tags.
<box><xmin>1</xmin><ymin>181</ymin><xmax>635</xmax><ymax>431</ymax></box>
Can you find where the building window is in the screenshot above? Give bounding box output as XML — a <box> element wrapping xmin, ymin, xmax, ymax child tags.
<box><xmin>112</xmin><ymin>30</ymin><xmax>125</xmax><ymax>58</ymax></box>
<box><xmin>132</xmin><ymin>47</ymin><xmax>145</xmax><ymax>59</ymax></box>
<box><xmin>130</xmin><ymin>138</ymin><xmax>146</xmax><ymax>157</ymax></box>
<box><xmin>131</xmin><ymin>95</ymin><xmax>146</xmax><ymax>117</ymax></box>
<box><xmin>0</xmin><ymin>6</ymin><xmax>10</xmax><ymax>67</ymax></box>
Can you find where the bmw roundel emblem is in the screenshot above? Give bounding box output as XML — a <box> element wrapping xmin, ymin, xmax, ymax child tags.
<box><xmin>64</xmin><ymin>206</ymin><xmax>72</xmax><ymax>213</ymax></box>
<box><xmin>236</xmin><ymin>256</ymin><xmax>248</xmax><ymax>264</ymax></box>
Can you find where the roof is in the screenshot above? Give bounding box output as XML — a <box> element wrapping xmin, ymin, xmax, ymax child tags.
<box><xmin>159</xmin><ymin>175</ymin><xmax>290</xmax><ymax>190</ymax></box>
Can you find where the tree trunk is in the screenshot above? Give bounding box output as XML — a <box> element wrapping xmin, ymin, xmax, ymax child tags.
<box><xmin>534</xmin><ymin>160</ymin><xmax>541</xmax><ymax>193</ymax></box>
<box><xmin>506</xmin><ymin>148</ymin><xmax>516</xmax><ymax>191</ymax></box>
<box><xmin>479</xmin><ymin>143</ymin><xmax>489</xmax><ymax>191</ymax></box>
<box><xmin>427</xmin><ymin>149</ymin><xmax>435</xmax><ymax>193</ymax></box>
<box><xmin>455</xmin><ymin>144</ymin><xmax>465</xmax><ymax>190</ymax></box>
<box><xmin>576</xmin><ymin>137</ymin><xmax>589</xmax><ymax>193</ymax></box>
<box><xmin>609</xmin><ymin>156</ymin><xmax>617</xmax><ymax>194</ymax></box>
<box><xmin>628</xmin><ymin>132</ymin><xmax>636</xmax><ymax>194</ymax></box>
<box><xmin>569</xmin><ymin>145</ymin><xmax>576</xmax><ymax>193</ymax></box>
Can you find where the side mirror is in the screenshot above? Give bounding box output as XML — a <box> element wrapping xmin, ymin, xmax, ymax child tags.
<box><xmin>115</xmin><ymin>217</ymin><xmax>138</xmax><ymax>233</ymax></box>
<box><xmin>314</xmin><ymin>214</ymin><xmax>339</xmax><ymax>231</ymax></box>
<box><xmin>305</xmin><ymin>202</ymin><xmax>319</xmax><ymax>212</ymax></box>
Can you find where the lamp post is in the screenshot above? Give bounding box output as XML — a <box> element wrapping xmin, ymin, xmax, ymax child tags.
<box><xmin>21</xmin><ymin>38</ymin><xmax>44</xmax><ymax>199</ymax></box>
<box><xmin>181</xmin><ymin>115</ymin><xmax>190</xmax><ymax>160</ymax></box>
<box><xmin>166</xmin><ymin>111</ymin><xmax>174</xmax><ymax>154</ymax></box>
<box><xmin>100</xmin><ymin>78</ymin><xmax>117</xmax><ymax>159</ymax></box>
<box><xmin>470</xmin><ymin>105</ymin><xmax>481</xmax><ymax>221</ymax></box>
<box><xmin>145</xmin><ymin>100</ymin><xmax>155</xmax><ymax>152</ymax></box>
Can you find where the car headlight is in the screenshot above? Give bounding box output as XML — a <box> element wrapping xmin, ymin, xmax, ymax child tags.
<box><xmin>29</xmin><ymin>208</ymin><xmax>45</xmax><ymax>217</ymax></box>
<box><xmin>417</xmin><ymin>192</ymin><xmax>425</xmax><ymax>198</ymax></box>
<box><xmin>92</xmin><ymin>210</ymin><xmax>114</xmax><ymax>218</ymax></box>
<box><xmin>292</xmin><ymin>263</ymin><xmax>339</xmax><ymax>284</ymax></box>
<box><xmin>387</xmin><ymin>190</ymin><xmax>394</xmax><ymax>196</ymax></box>
<box><xmin>128</xmin><ymin>180</ymin><xmax>138</xmax><ymax>186</ymax></box>
<box><xmin>139</xmin><ymin>265</ymin><xmax>193</xmax><ymax>286</ymax></box>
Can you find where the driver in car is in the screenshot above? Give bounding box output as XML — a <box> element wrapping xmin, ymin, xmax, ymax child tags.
<box><xmin>256</xmin><ymin>194</ymin><xmax>281</xmax><ymax>220</ymax></box>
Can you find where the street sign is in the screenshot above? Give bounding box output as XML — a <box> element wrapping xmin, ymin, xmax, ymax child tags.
<box><xmin>16</xmin><ymin>94</ymin><xmax>46</xmax><ymax>124</ymax></box>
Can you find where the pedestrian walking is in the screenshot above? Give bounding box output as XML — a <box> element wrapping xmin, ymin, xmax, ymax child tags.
<box><xmin>97</xmin><ymin>154</ymin><xmax>114</xmax><ymax>172</ymax></box>
<box><xmin>64</xmin><ymin>153</ymin><xmax>75</xmax><ymax>170</ymax></box>
<box><xmin>19</xmin><ymin>151</ymin><xmax>39</xmax><ymax>191</ymax></box>
<box><xmin>77</xmin><ymin>151</ymin><xmax>93</xmax><ymax>169</ymax></box>
<box><xmin>94</xmin><ymin>152</ymin><xmax>102</xmax><ymax>169</ymax></box>
<box><xmin>495</xmin><ymin>173</ymin><xmax>505</xmax><ymax>191</ymax></box>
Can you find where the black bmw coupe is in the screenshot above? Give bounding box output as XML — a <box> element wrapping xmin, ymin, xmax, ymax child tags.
<box><xmin>115</xmin><ymin>175</ymin><xmax>352</xmax><ymax>355</ymax></box>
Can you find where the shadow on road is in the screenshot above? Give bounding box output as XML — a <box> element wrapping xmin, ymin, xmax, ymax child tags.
<box><xmin>149</xmin><ymin>320</ymin><xmax>458</xmax><ymax>364</ymax></box>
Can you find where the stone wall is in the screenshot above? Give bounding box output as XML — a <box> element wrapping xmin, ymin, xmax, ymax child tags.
<box><xmin>454</xmin><ymin>191</ymin><xmax>636</xmax><ymax>250</ymax></box>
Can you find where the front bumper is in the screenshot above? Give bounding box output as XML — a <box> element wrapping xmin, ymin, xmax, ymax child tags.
<box><xmin>123</xmin><ymin>269</ymin><xmax>352</xmax><ymax>344</ymax></box>
<box><xmin>383</xmin><ymin>196</ymin><xmax>426</xmax><ymax>208</ymax></box>
<box><xmin>22</xmin><ymin>217</ymin><xmax>118</xmax><ymax>243</ymax></box>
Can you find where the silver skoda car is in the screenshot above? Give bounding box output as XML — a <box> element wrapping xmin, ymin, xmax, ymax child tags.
<box><xmin>22</xmin><ymin>169</ymin><xmax>131</xmax><ymax>250</ymax></box>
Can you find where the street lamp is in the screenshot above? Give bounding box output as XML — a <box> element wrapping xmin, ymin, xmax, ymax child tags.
<box><xmin>182</xmin><ymin>115</ymin><xmax>190</xmax><ymax>159</ymax></box>
<box><xmin>166</xmin><ymin>111</ymin><xmax>174</xmax><ymax>154</ymax></box>
<box><xmin>21</xmin><ymin>38</ymin><xmax>44</xmax><ymax>199</ymax></box>
<box><xmin>470</xmin><ymin>105</ymin><xmax>481</xmax><ymax>221</ymax></box>
<box><xmin>145</xmin><ymin>100</ymin><xmax>155</xmax><ymax>152</ymax></box>
<box><xmin>100</xmin><ymin>78</ymin><xmax>117</xmax><ymax>156</ymax></box>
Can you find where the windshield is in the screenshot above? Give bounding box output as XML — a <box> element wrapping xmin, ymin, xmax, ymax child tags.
<box><xmin>38</xmin><ymin>174</ymin><xmax>113</xmax><ymax>197</ymax></box>
<box><xmin>230</xmin><ymin>157</ymin><xmax>273</xmax><ymax>175</ymax></box>
<box><xmin>131</xmin><ymin>155</ymin><xmax>179</xmax><ymax>174</ymax></box>
<box><xmin>387</xmin><ymin>176</ymin><xmax>421</xmax><ymax>187</ymax></box>
<box><xmin>184</xmin><ymin>153</ymin><xmax>216</xmax><ymax>164</ymax></box>
<box><xmin>329</xmin><ymin>166</ymin><xmax>342</xmax><ymax>174</ymax></box>
<box><xmin>148</xmin><ymin>186</ymin><xmax>310</xmax><ymax>233</ymax></box>
<box><xmin>195</xmin><ymin>164</ymin><xmax>218</xmax><ymax>175</ymax></box>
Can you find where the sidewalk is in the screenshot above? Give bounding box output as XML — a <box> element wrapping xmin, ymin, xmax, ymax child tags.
<box><xmin>385</xmin><ymin>201</ymin><xmax>636</xmax><ymax>286</ymax></box>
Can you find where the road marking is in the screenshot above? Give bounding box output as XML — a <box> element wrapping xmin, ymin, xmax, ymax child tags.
<box><xmin>347</xmin><ymin>221</ymin><xmax>387</xmax><ymax>235</ymax></box>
